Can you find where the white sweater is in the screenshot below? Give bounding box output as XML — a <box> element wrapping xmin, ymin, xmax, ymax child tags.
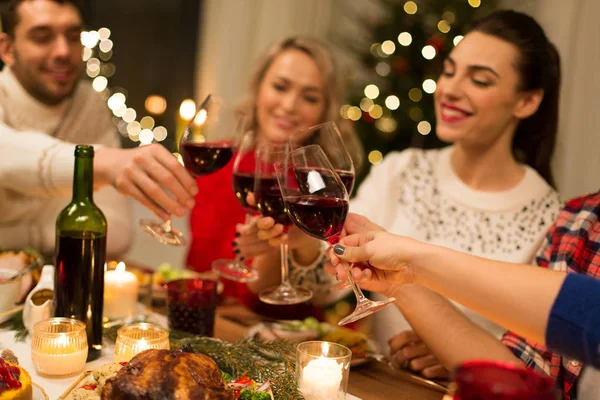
<box><xmin>350</xmin><ymin>146</ymin><xmax>561</xmax><ymax>349</ymax></box>
<box><xmin>0</xmin><ymin>67</ymin><xmax>133</xmax><ymax>257</ymax></box>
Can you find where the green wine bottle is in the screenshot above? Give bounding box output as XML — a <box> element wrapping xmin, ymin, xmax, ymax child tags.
<box><xmin>54</xmin><ymin>145</ymin><xmax>106</xmax><ymax>362</ymax></box>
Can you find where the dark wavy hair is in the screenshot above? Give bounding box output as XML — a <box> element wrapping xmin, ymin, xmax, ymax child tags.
<box><xmin>2</xmin><ymin>0</ymin><xmax>84</xmax><ymax>37</ymax></box>
<box><xmin>468</xmin><ymin>10</ymin><xmax>561</xmax><ymax>188</ymax></box>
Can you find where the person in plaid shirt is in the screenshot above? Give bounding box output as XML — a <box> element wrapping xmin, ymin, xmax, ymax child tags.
<box><xmin>501</xmin><ymin>192</ymin><xmax>600</xmax><ymax>399</ymax></box>
<box><xmin>326</xmin><ymin>191</ymin><xmax>600</xmax><ymax>399</ymax></box>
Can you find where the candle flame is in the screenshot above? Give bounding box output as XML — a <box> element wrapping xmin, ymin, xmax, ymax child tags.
<box><xmin>116</xmin><ymin>262</ymin><xmax>126</xmax><ymax>274</ymax></box>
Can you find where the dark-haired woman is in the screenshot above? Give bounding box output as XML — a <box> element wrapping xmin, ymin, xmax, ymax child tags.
<box><xmin>246</xmin><ymin>9</ymin><xmax>563</xmax><ymax>377</ymax></box>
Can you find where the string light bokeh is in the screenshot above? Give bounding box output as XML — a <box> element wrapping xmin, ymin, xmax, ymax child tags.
<box><xmin>340</xmin><ymin>0</ymin><xmax>489</xmax><ymax>166</ymax></box>
<box><xmin>81</xmin><ymin>28</ymin><xmax>170</xmax><ymax>147</ymax></box>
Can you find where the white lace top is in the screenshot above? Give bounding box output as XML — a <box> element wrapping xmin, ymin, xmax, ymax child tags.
<box><xmin>349</xmin><ymin>146</ymin><xmax>562</xmax><ymax>348</ymax></box>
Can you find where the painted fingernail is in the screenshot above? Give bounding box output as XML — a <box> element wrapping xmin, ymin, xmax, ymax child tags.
<box><xmin>333</xmin><ymin>245</ymin><xmax>345</xmax><ymax>255</ymax></box>
<box><xmin>235</xmin><ymin>231</ymin><xmax>241</xmax><ymax>237</ymax></box>
<box><xmin>335</xmin><ymin>272</ymin><xmax>339</xmax><ymax>281</ymax></box>
<box><xmin>234</xmin><ymin>248</ymin><xmax>241</xmax><ymax>254</ymax></box>
<box><xmin>240</xmin><ymin>257</ymin><xmax>245</xmax><ymax>261</ymax></box>
<box><xmin>232</xmin><ymin>241</ymin><xmax>238</xmax><ymax>247</ymax></box>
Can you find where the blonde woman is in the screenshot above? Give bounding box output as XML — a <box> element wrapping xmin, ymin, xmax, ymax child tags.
<box><xmin>186</xmin><ymin>36</ymin><xmax>362</xmax><ymax>318</ymax></box>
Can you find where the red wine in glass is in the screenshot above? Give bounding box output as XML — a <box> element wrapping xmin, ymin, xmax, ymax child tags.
<box><xmin>255</xmin><ymin>176</ymin><xmax>291</xmax><ymax>226</ymax></box>
<box><xmin>232</xmin><ymin>171</ymin><xmax>257</xmax><ymax>213</ymax></box>
<box><xmin>285</xmin><ymin>196</ymin><xmax>349</xmax><ymax>244</ymax></box>
<box><xmin>181</xmin><ymin>141</ymin><xmax>235</xmax><ymax>178</ymax></box>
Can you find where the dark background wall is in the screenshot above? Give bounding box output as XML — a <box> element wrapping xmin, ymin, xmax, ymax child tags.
<box><xmin>85</xmin><ymin>0</ymin><xmax>201</xmax><ymax>149</ymax></box>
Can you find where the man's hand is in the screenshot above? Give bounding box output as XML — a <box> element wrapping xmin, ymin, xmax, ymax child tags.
<box><xmin>95</xmin><ymin>144</ymin><xmax>197</xmax><ymax>220</ymax></box>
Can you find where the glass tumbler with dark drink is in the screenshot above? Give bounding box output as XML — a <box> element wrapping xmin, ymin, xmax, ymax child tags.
<box><xmin>166</xmin><ymin>278</ymin><xmax>218</xmax><ymax>336</ymax></box>
<box><xmin>452</xmin><ymin>360</ymin><xmax>558</xmax><ymax>400</ymax></box>
<box><xmin>54</xmin><ymin>145</ymin><xmax>106</xmax><ymax>361</ymax></box>
<box><xmin>278</xmin><ymin>145</ymin><xmax>395</xmax><ymax>326</ymax></box>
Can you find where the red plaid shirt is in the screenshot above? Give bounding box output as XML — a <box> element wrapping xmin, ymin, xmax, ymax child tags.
<box><xmin>502</xmin><ymin>192</ymin><xmax>600</xmax><ymax>400</ymax></box>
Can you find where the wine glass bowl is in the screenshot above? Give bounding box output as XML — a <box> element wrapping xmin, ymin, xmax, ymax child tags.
<box><xmin>294</xmin><ymin>122</ymin><xmax>355</xmax><ymax>195</ymax></box>
<box><xmin>255</xmin><ymin>143</ymin><xmax>312</xmax><ymax>305</ymax></box>
<box><xmin>278</xmin><ymin>144</ymin><xmax>395</xmax><ymax>326</ymax></box>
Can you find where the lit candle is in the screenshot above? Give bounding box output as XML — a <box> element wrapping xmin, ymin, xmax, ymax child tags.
<box><xmin>299</xmin><ymin>356</ymin><xmax>344</xmax><ymax>400</ymax></box>
<box><xmin>31</xmin><ymin>318</ymin><xmax>88</xmax><ymax>377</ymax></box>
<box><xmin>31</xmin><ymin>339</ymin><xmax>88</xmax><ymax>376</ymax></box>
<box><xmin>114</xmin><ymin>323</ymin><xmax>170</xmax><ymax>363</ymax></box>
<box><xmin>104</xmin><ymin>262</ymin><xmax>139</xmax><ymax>320</ymax></box>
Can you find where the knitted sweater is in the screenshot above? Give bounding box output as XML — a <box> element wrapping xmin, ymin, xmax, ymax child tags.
<box><xmin>350</xmin><ymin>146</ymin><xmax>561</xmax><ymax>348</ymax></box>
<box><xmin>0</xmin><ymin>67</ymin><xmax>133</xmax><ymax>257</ymax></box>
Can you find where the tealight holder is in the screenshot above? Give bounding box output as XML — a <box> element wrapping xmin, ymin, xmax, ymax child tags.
<box><xmin>30</xmin><ymin>318</ymin><xmax>88</xmax><ymax>378</ymax></box>
<box><xmin>296</xmin><ymin>341</ymin><xmax>352</xmax><ymax>400</ymax></box>
<box><xmin>114</xmin><ymin>322</ymin><xmax>170</xmax><ymax>363</ymax></box>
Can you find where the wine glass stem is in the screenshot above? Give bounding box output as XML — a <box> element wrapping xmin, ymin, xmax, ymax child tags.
<box><xmin>343</xmin><ymin>260</ymin><xmax>367</xmax><ymax>302</ymax></box>
<box><xmin>279</xmin><ymin>242</ymin><xmax>292</xmax><ymax>288</ymax></box>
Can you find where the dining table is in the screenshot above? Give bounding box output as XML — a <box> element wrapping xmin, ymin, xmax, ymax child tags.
<box><xmin>212</xmin><ymin>299</ymin><xmax>447</xmax><ymax>400</ymax></box>
<box><xmin>0</xmin><ymin>264</ymin><xmax>448</xmax><ymax>400</ymax></box>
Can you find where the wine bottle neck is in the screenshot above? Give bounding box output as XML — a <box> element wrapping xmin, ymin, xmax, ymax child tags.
<box><xmin>72</xmin><ymin>155</ymin><xmax>94</xmax><ymax>201</ymax></box>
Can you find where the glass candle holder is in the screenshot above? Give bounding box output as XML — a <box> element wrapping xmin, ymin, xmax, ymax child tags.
<box><xmin>453</xmin><ymin>360</ymin><xmax>558</xmax><ymax>400</ymax></box>
<box><xmin>114</xmin><ymin>322</ymin><xmax>170</xmax><ymax>363</ymax></box>
<box><xmin>31</xmin><ymin>318</ymin><xmax>88</xmax><ymax>377</ymax></box>
<box><xmin>296</xmin><ymin>341</ymin><xmax>352</xmax><ymax>400</ymax></box>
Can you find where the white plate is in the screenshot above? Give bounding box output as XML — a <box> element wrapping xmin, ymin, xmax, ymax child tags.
<box><xmin>33</xmin><ymin>382</ymin><xmax>50</xmax><ymax>400</ymax></box>
<box><xmin>246</xmin><ymin>322</ymin><xmax>380</xmax><ymax>367</ymax></box>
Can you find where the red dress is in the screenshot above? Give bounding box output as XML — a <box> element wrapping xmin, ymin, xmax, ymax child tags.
<box><xmin>186</xmin><ymin>157</ymin><xmax>320</xmax><ymax>320</ymax></box>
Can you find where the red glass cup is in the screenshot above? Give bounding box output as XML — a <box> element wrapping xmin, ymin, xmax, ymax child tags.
<box><xmin>166</xmin><ymin>278</ymin><xmax>217</xmax><ymax>336</ymax></box>
<box><xmin>453</xmin><ymin>360</ymin><xmax>558</xmax><ymax>400</ymax></box>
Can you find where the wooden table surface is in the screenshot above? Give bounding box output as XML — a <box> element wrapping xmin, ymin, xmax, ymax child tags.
<box><xmin>213</xmin><ymin>301</ymin><xmax>446</xmax><ymax>400</ymax></box>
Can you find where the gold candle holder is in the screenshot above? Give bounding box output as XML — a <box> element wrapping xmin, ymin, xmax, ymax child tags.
<box><xmin>296</xmin><ymin>341</ymin><xmax>352</xmax><ymax>400</ymax></box>
<box><xmin>30</xmin><ymin>318</ymin><xmax>88</xmax><ymax>377</ymax></box>
<box><xmin>114</xmin><ymin>322</ymin><xmax>170</xmax><ymax>363</ymax></box>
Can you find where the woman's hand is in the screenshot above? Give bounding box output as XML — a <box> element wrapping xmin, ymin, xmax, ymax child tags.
<box><xmin>95</xmin><ymin>144</ymin><xmax>197</xmax><ymax>220</ymax></box>
<box><xmin>325</xmin><ymin>231</ymin><xmax>422</xmax><ymax>294</ymax></box>
<box><xmin>389</xmin><ymin>330</ymin><xmax>450</xmax><ymax>379</ymax></box>
<box><xmin>235</xmin><ymin>216</ymin><xmax>281</xmax><ymax>258</ymax></box>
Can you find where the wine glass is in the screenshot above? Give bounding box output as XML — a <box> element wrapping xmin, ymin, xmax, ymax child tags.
<box><xmin>255</xmin><ymin>143</ymin><xmax>313</xmax><ymax>305</ymax></box>
<box><xmin>277</xmin><ymin>145</ymin><xmax>395</xmax><ymax>325</ymax></box>
<box><xmin>140</xmin><ymin>95</ymin><xmax>240</xmax><ymax>245</ymax></box>
<box><xmin>293</xmin><ymin>122</ymin><xmax>355</xmax><ymax>195</ymax></box>
<box><xmin>212</xmin><ymin>130</ymin><xmax>259</xmax><ymax>282</ymax></box>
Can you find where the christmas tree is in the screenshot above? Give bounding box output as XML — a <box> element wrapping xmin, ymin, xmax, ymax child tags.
<box><xmin>339</xmin><ymin>0</ymin><xmax>497</xmax><ymax>182</ymax></box>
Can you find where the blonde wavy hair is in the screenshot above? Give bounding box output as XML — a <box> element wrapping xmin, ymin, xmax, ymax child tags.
<box><xmin>238</xmin><ymin>36</ymin><xmax>364</xmax><ymax>173</ymax></box>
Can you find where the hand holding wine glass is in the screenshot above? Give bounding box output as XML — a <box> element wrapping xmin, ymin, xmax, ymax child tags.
<box><xmin>277</xmin><ymin>145</ymin><xmax>395</xmax><ymax>325</ymax></box>
<box><xmin>140</xmin><ymin>95</ymin><xmax>240</xmax><ymax>245</ymax></box>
